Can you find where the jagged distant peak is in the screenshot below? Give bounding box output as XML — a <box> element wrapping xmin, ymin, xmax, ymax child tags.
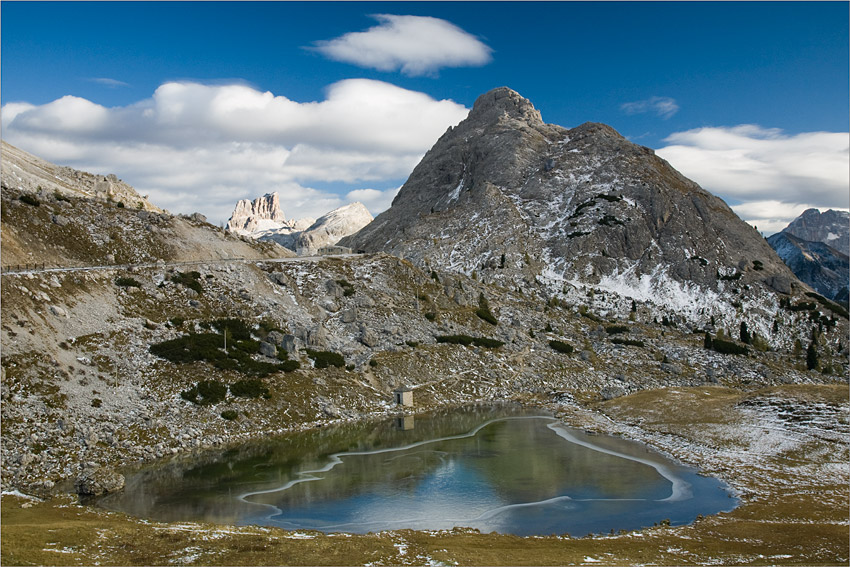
<box><xmin>226</xmin><ymin>192</ymin><xmax>297</xmax><ymax>235</ymax></box>
<box><xmin>781</xmin><ymin>208</ymin><xmax>849</xmax><ymax>255</ymax></box>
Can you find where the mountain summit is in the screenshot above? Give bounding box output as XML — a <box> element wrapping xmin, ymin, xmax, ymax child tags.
<box><xmin>342</xmin><ymin>87</ymin><xmax>799</xmax><ymax>321</ymax></box>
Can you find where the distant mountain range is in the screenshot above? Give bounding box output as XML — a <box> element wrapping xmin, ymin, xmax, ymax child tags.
<box><xmin>768</xmin><ymin>209</ymin><xmax>849</xmax><ymax>303</ymax></box>
<box><xmin>225</xmin><ymin>192</ymin><xmax>372</xmax><ymax>255</ymax></box>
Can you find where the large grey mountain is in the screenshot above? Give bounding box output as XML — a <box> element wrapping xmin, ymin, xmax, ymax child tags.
<box><xmin>768</xmin><ymin>218</ymin><xmax>849</xmax><ymax>303</ymax></box>
<box><xmin>226</xmin><ymin>192</ymin><xmax>314</xmax><ymax>236</ymax></box>
<box><xmin>780</xmin><ymin>208</ymin><xmax>849</xmax><ymax>256</ymax></box>
<box><xmin>342</xmin><ymin>87</ymin><xmax>799</xmax><ymax>320</ymax></box>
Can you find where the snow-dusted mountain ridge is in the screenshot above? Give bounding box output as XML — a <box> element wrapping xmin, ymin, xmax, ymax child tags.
<box><xmin>342</xmin><ymin>87</ymin><xmax>802</xmax><ymax>327</ymax></box>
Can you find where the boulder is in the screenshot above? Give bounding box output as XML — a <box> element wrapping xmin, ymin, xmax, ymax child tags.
<box><xmin>74</xmin><ymin>467</ymin><xmax>125</xmax><ymax>496</ymax></box>
<box><xmin>259</xmin><ymin>341</ymin><xmax>277</xmax><ymax>358</ymax></box>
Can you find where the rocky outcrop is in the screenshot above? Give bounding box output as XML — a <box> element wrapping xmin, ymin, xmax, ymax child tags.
<box><xmin>225</xmin><ymin>192</ymin><xmax>288</xmax><ymax>234</ymax></box>
<box><xmin>342</xmin><ymin>87</ymin><xmax>800</xmax><ymax>319</ymax></box>
<box><xmin>256</xmin><ymin>202</ymin><xmax>372</xmax><ymax>255</ymax></box>
<box><xmin>767</xmin><ymin>231</ymin><xmax>849</xmax><ymax>302</ymax></box>
<box><xmin>781</xmin><ymin>208</ymin><xmax>849</xmax><ymax>255</ymax></box>
<box><xmin>292</xmin><ymin>202</ymin><xmax>373</xmax><ymax>255</ymax></box>
<box><xmin>74</xmin><ymin>467</ymin><xmax>125</xmax><ymax>496</ymax></box>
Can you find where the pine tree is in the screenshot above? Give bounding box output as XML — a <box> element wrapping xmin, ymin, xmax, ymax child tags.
<box><xmin>739</xmin><ymin>321</ymin><xmax>751</xmax><ymax>344</ymax></box>
<box><xmin>806</xmin><ymin>341</ymin><xmax>819</xmax><ymax>371</ymax></box>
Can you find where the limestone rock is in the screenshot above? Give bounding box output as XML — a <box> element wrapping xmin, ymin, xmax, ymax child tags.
<box><xmin>226</xmin><ymin>192</ymin><xmax>287</xmax><ymax>234</ymax></box>
<box><xmin>293</xmin><ymin>202</ymin><xmax>373</xmax><ymax>255</ymax></box>
<box><xmin>259</xmin><ymin>341</ymin><xmax>277</xmax><ymax>358</ymax></box>
<box><xmin>74</xmin><ymin>467</ymin><xmax>125</xmax><ymax>496</ymax></box>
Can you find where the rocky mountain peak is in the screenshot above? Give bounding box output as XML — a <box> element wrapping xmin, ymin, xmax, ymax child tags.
<box><xmin>782</xmin><ymin>208</ymin><xmax>849</xmax><ymax>255</ymax></box>
<box><xmin>468</xmin><ymin>87</ymin><xmax>543</xmax><ymax>126</ymax></box>
<box><xmin>226</xmin><ymin>192</ymin><xmax>287</xmax><ymax>235</ymax></box>
<box><xmin>343</xmin><ymin>86</ymin><xmax>801</xmax><ymax>327</ymax></box>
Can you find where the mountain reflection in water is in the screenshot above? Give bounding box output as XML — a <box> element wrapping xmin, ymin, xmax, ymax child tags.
<box><xmin>99</xmin><ymin>405</ymin><xmax>737</xmax><ymax>536</ymax></box>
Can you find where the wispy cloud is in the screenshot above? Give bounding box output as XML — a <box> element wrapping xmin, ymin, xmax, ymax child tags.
<box><xmin>657</xmin><ymin>125</ymin><xmax>849</xmax><ymax>233</ymax></box>
<box><xmin>620</xmin><ymin>96</ymin><xmax>679</xmax><ymax>119</ymax></box>
<box><xmin>311</xmin><ymin>14</ymin><xmax>492</xmax><ymax>77</ymax></box>
<box><xmin>1</xmin><ymin>80</ymin><xmax>469</xmax><ymax>223</ymax></box>
<box><xmin>88</xmin><ymin>77</ymin><xmax>130</xmax><ymax>88</ymax></box>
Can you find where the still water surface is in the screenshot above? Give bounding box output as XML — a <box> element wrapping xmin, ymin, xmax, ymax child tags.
<box><xmin>100</xmin><ymin>405</ymin><xmax>737</xmax><ymax>536</ymax></box>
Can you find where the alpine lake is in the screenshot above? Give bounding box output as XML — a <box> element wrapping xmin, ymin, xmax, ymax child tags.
<box><xmin>98</xmin><ymin>405</ymin><xmax>738</xmax><ymax>537</ymax></box>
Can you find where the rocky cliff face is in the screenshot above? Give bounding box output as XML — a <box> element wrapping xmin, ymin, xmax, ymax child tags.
<box><xmin>342</xmin><ymin>87</ymin><xmax>800</xmax><ymax>323</ymax></box>
<box><xmin>225</xmin><ymin>192</ymin><xmax>291</xmax><ymax>235</ymax></box>
<box><xmin>780</xmin><ymin>208</ymin><xmax>849</xmax><ymax>256</ymax></box>
<box><xmin>767</xmin><ymin>231</ymin><xmax>849</xmax><ymax>303</ymax></box>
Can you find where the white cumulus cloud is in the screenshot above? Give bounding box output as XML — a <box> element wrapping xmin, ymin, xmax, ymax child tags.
<box><xmin>620</xmin><ymin>96</ymin><xmax>679</xmax><ymax>119</ymax></box>
<box><xmin>1</xmin><ymin>79</ymin><xmax>469</xmax><ymax>224</ymax></box>
<box><xmin>312</xmin><ymin>14</ymin><xmax>492</xmax><ymax>76</ymax></box>
<box><xmin>657</xmin><ymin>125</ymin><xmax>849</xmax><ymax>233</ymax></box>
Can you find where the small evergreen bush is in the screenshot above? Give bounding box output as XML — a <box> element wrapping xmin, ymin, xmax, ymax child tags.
<box><xmin>475</xmin><ymin>293</ymin><xmax>498</xmax><ymax>325</ymax></box>
<box><xmin>711</xmin><ymin>338</ymin><xmax>748</xmax><ymax>355</ymax></box>
<box><xmin>181</xmin><ymin>380</ymin><xmax>227</xmax><ymax>405</ymax></box>
<box><xmin>306</xmin><ymin>349</ymin><xmax>345</xmax><ymax>369</ymax></box>
<box><xmin>230</xmin><ymin>378</ymin><xmax>268</xmax><ymax>399</ymax></box>
<box><xmin>549</xmin><ymin>339</ymin><xmax>574</xmax><ymax>354</ymax></box>
<box><xmin>220</xmin><ymin>410</ymin><xmax>238</xmax><ymax>420</ymax></box>
<box><xmin>171</xmin><ymin>271</ymin><xmax>203</xmax><ymax>294</ymax></box>
<box><xmin>605</xmin><ymin>325</ymin><xmax>629</xmax><ymax>335</ymax></box>
<box><xmin>115</xmin><ymin>276</ymin><xmax>142</xmax><ymax>288</ymax></box>
<box><xmin>19</xmin><ymin>194</ymin><xmax>40</xmax><ymax>207</ymax></box>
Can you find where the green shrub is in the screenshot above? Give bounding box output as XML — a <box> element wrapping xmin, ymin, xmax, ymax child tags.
<box><xmin>430</xmin><ymin>270</ymin><xmax>440</xmax><ymax>282</ymax></box>
<box><xmin>436</xmin><ymin>334</ymin><xmax>474</xmax><ymax>346</ymax></box>
<box><xmin>19</xmin><ymin>194</ymin><xmax>40</xmax><ymax>207</ymax></box>
<box><xmin>220</xmin><ymin>410</ymin><xmax>238</xmax><ymax>420</ymax></box>
<box><xmin>752</xmin><ymin>260</ymin><xmax>764</xmax><ymax>271</ymax></box>
<box><xmin>116</xmin><ymin>201</ymin><xmax>125</xmax><ymax>208</ymax></box>
<box><xmin>181</xmin><ymin>380</ymin><xmax>227</xmax><ymax>405</ymax></box>
<box><xmin>91</xmin><ymin>398</ymin><xmax>102</xmax><ymax>408</ymax></box>
<box><xmin>805</xmin><ymin>292</ymin><xmax>849</xmax><ymax>319</ymax></box>
<box><xmin>578</xmin><ymin>305</ymin><xmax>602</xmax><ymax>323</ymax></box>
<box><xmin>230</xmin><ymin>378</ymin><xmax>268</xmax><ymax>399</ymax></box>
<box><xmin>234</xmin><ymin>339</ymin><xmax>260</xmax><ymax>354</ymax></box>
<box><xmin>169</xmin><ymin>317</ymin><xmax>185</xmax><ymax>328</ymax></box>
<box><xmin>115</xmin><ymin>276</ymin><xmax>142</xmax><ymax>288</ymax></box>
<box><xmin>171</xmin><ymin>271</ymin><xmax>203</xmax><ymax>294</ymax></box>
<box><xmin>209</xmin><ymin>318</ymin><xmax>251</xmax><ymax>340</ymax></box>
<box><xmin>549</xmin><ymin>339</ymin><xmax>574</xmax><ymax>354</ymax></box>
<box><xmin>369</xmin><ymin>359</ymin><xmax>378</xmax><ymax>367</ymax></box>
<box><xmin>425</xmin><ymin>312</ymin><xmax>437</xmax><ymax>321</ymax></box>
<box><xmin>279</xmin><ymin>360</ymin><xmax>301</xmax><ymax>372</ymax></box>
<box><xmin>435</xmin><ymin>335</ymin><xmax>503</xmax><ymax>348</ymax></box>
<box><xmin>605</xmin><ymin>325</ymin><xmax>629</xmax><ymax>335</ymax></box>
<box><xmin>53</xmin><ymin>191</ymin><xmax>70</xmax><ymax>202</ymax></box>
<box><xmin>472</xmin><ymin>337</ymin><xmax>505</xmax><ymax>349</ymax></box>
<box><xmin>336</xmin><ymin>279</ymin><xmax>355</xmax><ymax>297</ymax></box>
<box><xmin>475</xmin><ymin>293</ymin><xmax>498</xmax><ymax>325</ymax></box>
<box><xmin>718</xmin><ymin>271</ymin><xmax>742</xmax><ymax>281</ymax></box>
<box><xmin>611</xmin><ymin>338</ymin><xmax>644</xmax><ymax>347</ymax></box>
<box><xmin>406</xmin><ymin>340</ymin><xmax>420</xmax><ymax>348</ymax></box>
<box><xmin>306</xmin><ymin>349</ymin><xmax>345</xmax><ymax>369</ymax></box>
<box><xmin>711</xmin><ymin>338</ymin><xmax>748</xmax><ymax>356</ymax></box>
<box><xmin>788</xmin><ymin>301</ymin><xmax>816</xmax><ymax>312</ymax></box>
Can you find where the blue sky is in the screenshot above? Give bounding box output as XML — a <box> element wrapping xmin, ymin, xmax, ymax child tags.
<box><xmin>2</xmin><ymin>1</ymin><xmax>848</xmax><ymax>232</ymax></box>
